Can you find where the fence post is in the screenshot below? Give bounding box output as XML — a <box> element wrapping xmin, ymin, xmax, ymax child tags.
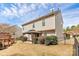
<box><xmin>77</xmin><ymin>45</ymin><xmax>79</xmax><ymax>56</ymax></box>
<box><xmin>64</xmin><ymin>34</ymin><xmax>66</xmax><ymax>45</ymax></box>
<box><xmin>73</xmin><ymin>35</ymin><xmax>79</xmax><ymax>56</ymax></box>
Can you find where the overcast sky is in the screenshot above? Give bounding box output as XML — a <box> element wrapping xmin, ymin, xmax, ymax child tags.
<box><xmin>0</xmin><ymin>3</ymin><xmax>79</xmax><ymax>28</ymax></box>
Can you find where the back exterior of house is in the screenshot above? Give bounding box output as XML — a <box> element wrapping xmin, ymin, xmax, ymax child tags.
<box><xmin>22</xmin><ymin>10</ymin><xmax>64</xmax><ymax>41</ymax></box>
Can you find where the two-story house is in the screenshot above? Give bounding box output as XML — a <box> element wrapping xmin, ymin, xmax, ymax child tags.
<box><xmin>22</xmin><ymin>10</ymin><xmax>64</xmax><ymax>41</ymax></box>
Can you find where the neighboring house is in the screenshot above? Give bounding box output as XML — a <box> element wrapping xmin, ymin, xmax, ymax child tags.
<box><xmin>22</xmin><ymin>10</ymin><xmax>64</xmax><ymax>41</ymax></box>
<box><xmin>0</xmin><ymin>24</ymin><xmax>10</xmax><ymax>32</ymax></box>
<box><xmin>3</xmin><ymin>25</ymin><xmax>23</xmax><ymax>38</ymax></box>
<box><xmin>65</xmin><ymin>28</ymin><xmax>79</xmax><ymax>38</ymax></box>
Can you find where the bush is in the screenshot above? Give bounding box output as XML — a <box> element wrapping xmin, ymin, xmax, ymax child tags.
<box><xmin>16</xmin><ymin>36</ymin><xmax>27</xmax><ymax>42</ymax></box>
<box><xmin>32</xmin><ymin>37</ymin><xmax>45</xmax><ymax>44</ymax></box>
<box><xmin>38</xmin><ymin>36</ymin><xmax>45</xmax><ymax>44</ymax></box>
<box><xmin>45</xmin><ymin>36</ymin><xmax>58</xmax><ymax>46</ymax></box>
<box><xmin>32</xmin><ymin>38</ymin><xmax>38</xmax><ymax>44</ymax></box>
<box><xmin>38</xmin><ymin>39</ymin><xmax>45</xmax><ymax>44</ymax></box>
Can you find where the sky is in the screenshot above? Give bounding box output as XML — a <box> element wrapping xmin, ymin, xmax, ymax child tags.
<box><xmin>0</xmin><ymin>3</ymin><xmax>79</xmax><ymax>28</ymax></box>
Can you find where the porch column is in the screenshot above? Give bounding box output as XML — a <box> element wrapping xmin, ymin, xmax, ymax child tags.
<box><xmin>28</xmin><ymin>34</ymin><xmax>30</xmax><ymax>41</ymax></box>
<box><xmin>44</xmin><ymin>32</ymin><xmax>47</xmax><ymax>37</ymax></box>
<box><xmin>8</xmin><ymin>39</ymin><xmax>9</xmax><ymax>46</ymax></box>
<box><xmin>31</xmin><ymin>33</ymin><xmax>33</xmax><ymax>43</ymax></box>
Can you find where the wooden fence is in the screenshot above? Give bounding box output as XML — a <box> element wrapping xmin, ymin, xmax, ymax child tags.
<box><xmin>73</xmin><ymin>36</ymin><xmax>79</xmax><ymax>56</ymax></box>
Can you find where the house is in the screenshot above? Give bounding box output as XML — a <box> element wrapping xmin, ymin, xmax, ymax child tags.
<box><xmin>22</xmin><ymin>10</ymin><xmax>64</xmax><ymax>41</ymax></box>
<box><xmin>0</xmin><ymin>24</ymin><xmax>22</xmax><ymax>38</ymax></box>
<box><xmin>2</xmin><ymin>25</ymin><xmax>23</xmax><ymax>38</ymax></box>
<box><xmin>0</xmin><ymin>24</ymin><xmax>10</xmax><ymax>32</ymax></box>
<box><xmin>65</xmin><ymin>28</ymin><xmax>79</xmax><ymax>38</ymax></box>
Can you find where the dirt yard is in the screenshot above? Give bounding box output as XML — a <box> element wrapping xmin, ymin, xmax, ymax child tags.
<box><xmin>0</xmin><ymin>39</ymin><xmax>74</xmax><ymax>56</ymax></box>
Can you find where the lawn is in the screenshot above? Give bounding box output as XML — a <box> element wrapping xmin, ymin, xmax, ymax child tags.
<box><xmin>0</xmin><ymin>39</ymin><xmax>74</xmax><ymax>56</ymax></box>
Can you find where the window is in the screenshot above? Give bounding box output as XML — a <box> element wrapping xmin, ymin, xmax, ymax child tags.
<box><xmin>13</xmin><ymin>32</ymin><xmax>15</xmax><ymax>35</ymax></box>
<box><xmin>33</xmin><ymin>23</ymin><xmax>35</xmax><ymax>28</ymax></box>
<box><xmin>42</xmin><ymin>20</ymin><xmax>45</xmax><ymax>26</ymax></box>
<box><xmin>23</xmin><ymin>27</ymin><xmax>24</xmax><ymax>30</ymax></box>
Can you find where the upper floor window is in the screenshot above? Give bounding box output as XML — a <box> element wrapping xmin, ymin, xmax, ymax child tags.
<box><xmin>42</xmin><ymin>20</ymin><xmax>45</xmax><ymax>26</ymax></box>
<box><xmin>13</xmin><ymin>32</ymin><xmax>15</xmax><ymax>35</ymax></box>
<box><xmin>33</xmin><ymin>23</ymin><xmax>35</xmax><ymax>28</ymax></box>
<box><xmin>23</xmin><ymin>27</ymin><xmax>24</xmax><ymax>30</ymax></box>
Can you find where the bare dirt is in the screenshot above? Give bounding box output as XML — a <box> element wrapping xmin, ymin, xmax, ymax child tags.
<box><xmin>0</xmin><ymin>39</ymin><xmax>74</xmax><ymax>56</ymax></box>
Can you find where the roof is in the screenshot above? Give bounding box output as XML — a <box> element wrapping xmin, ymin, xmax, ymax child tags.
<box><xmin>23</xmin><ymin>31</ymin><xmax>41</xmax><ymax>34</ymax></box>
<box><xmin>22</xmin><ymin>10</ymin><xmax>60</xmax><ymax>26</ymax></box>
<box><xmin>23</xmin><ymin>29</ymin><xmax>55</xmax><ymax>35</ymax></box>
<box><xmin>65</xmin><ymin>28</ymin><xmax>79</xmax><ymax>35</ymax></box>
<box><xmin>0</xmin><ymin>23</ymin><xmax>11</xmax><ymax>31</ymax></box>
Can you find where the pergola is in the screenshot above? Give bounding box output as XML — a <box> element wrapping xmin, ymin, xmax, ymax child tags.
<box><xmin>0</xmin><ymin>32</ymin><xmax>15</xmax><ymax>49</ymax></box>
<box><xmin>23</xmin><ymin>30</ymin><xmax>42</xmax><ymax>41</ymax></box>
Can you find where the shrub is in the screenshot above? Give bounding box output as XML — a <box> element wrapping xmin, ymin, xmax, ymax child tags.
<box><xmin>32</xmin><ymin>37</ymin><xmax>45</xmax><ymax>44</ymax></box>
<box><xmin>38</xmin><ymin>39</ymin><xmax>45</xmax><ymax>44</ymax></box>
<box><xmin>32</xmin><ymin>38</ymin><xmax>38</xmax><ymax>44</ymax></box>
<box><xmin>16</xmin><ymin>36</ymin><xmax>27</xmax><ymax>42</ymax></box>
<box><xmin>38</xmin><ymin>36</ymin><xmax>45</xmax><ymax>44</ymax></box>
<box><xmin>45</xmin><ymin>36</ymin><xmax>58</xmax><ymax>46</ymax></box>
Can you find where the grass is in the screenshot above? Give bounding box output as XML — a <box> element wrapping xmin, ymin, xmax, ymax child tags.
<box><xmin>0</xmin><ymin>39</ymin><xmax>74</xmax><ymax>56</ymax></box>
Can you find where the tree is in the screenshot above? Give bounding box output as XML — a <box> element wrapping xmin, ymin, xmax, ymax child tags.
<box><xmin>66</xmin><ymin>26</ymin><xmax>70</xmax><ymax>32</ymax></box>
<box><xmin>64</xmin><ymin>29</ymin><xmax>66</xmax><ymax>32</ymax></box>
<box><xmin>71</xmin><ymin>25</ymin><xmax>76</xmax><ymax>30</ymax></box>
<box><xmin>77</xmin><ymin>24</ymin><xmax>79</xmax><ymax>28</ymax></box>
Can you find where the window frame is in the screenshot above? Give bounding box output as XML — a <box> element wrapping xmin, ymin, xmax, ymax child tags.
<box><xmin>42</xmin><ymin>19</ymin><xmax>45</xmax><ymax>26</ymax></box>
<box><xmin>33</xmin><ymin>23</ymin><xmax>35</xmax><ymax>28</ymax></box>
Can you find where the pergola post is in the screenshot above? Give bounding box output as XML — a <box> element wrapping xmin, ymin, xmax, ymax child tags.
<box><xmin>44</xmin><ymin>31</ymin><xmax>47</xmax><ymax>40</ymax></box>
<box><xmin>31</xmin><ymin>33</ymin><xmax>33</xmax><ymax>43</ymax></box>
<box><xmin>8</xmin><ymin>39</ymin><xmax>9</xmax><ymax>46</ymax></box>
<box><xmin>2</xmin><ymin>40</ymin><xmax>5</xmax><ymax>49</ymax></box>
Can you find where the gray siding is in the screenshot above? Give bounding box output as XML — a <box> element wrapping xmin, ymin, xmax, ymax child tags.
<box><xmin>55</xmin><ymin>11</ymin><xmax>64</xmax><ymax>41</ymax></box>
<box><xmin>23</xmin><ymin>16</ymin><xmax>55</xmax><ymax>33</ymax></box>
<box><xmin>22</xmin><ymin>11</ymin><xmax>64</xmax><ymax>41</ymax></box>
